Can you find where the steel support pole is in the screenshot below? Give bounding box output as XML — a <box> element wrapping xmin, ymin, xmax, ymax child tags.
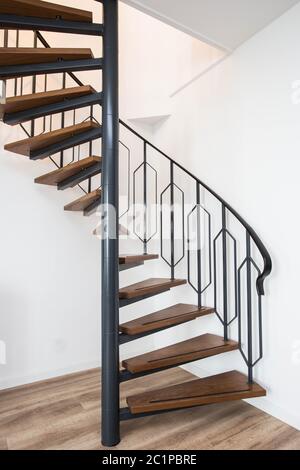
<box><xmin>143</xmin><ymin>141</ymin><xmax>148</xmax><ymax>254</ymax></box>
<box><xmin>101</xmin><ymin>0</ymin><xmax>120</xmax><ymax>447</ymax></box>
<box><xmin>170</xmin><ymin>162</ymin><xmax>175</xmax><ymax>279</ymax></box>
<box><xmin>246</xmin><ymin>232</ymin><xmax>253</xmax><ymax>383</ymax></box>
<box><xmin>222</xmin><ymin>204</ymin><xmax>228</xmax><ymax>341</ymax></box>
<box><xmin>196</xmin><ymin>182</ymin><xmax>202</xmax><ymax>308</ymax></box>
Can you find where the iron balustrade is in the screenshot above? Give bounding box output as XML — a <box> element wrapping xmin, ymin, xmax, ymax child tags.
<box><xmin>119</xmin><ymin>118</ymin><xmax>272</xmax><ymax>386</ymax></box>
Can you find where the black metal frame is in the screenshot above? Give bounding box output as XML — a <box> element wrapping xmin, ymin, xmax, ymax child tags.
<box><xmin>3</xmin><ymin>92</ymin><xmax>103</xmax><ymax>125</ymax></box>
<box><xmin>100</xmin><ymin>0</ymin><xmax>120</xmax><ymax>448</ymax></box>
<box><xmin>29</xmin><ymin>126</ymin><xmax>102</xmax><ymax>160</ymax></box>
<box><xmin>0</xmin><ymin>14</ymin><xmax>104</xmax><ymax>36</ymax></box>
<box><xmin>0</xmin><ymin>58</ymin><xmax>103</xmax><ymax>80</ymax></box>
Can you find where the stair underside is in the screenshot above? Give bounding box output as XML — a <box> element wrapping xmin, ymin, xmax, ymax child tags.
<box><xmin>126</xmin><ymin>370</ymin><xmax>266</xmax><ymax>414</ymax></box>
<box><xmin>122</xmin><ymin>334</ymin><xmax>238</xmax><ymax>374</ymax></box>
<box><xmin>119</xmin><ymin>254</ymin><xmax>159</xmax><ymax>265</ymax></box>
<box><xmin>0</xmin><ymin>48</ymin><xmax>93</xmax><ymax>67</ymax></box>
<box><xmin>0</xmin><ymin>86</ymin><xmax>95</xmax><ymax>116</ymax></box>
<box><xmin>64</xmin><ymin>189</ymin><xmax>101</xmax><ymax>212</ymax></box>
<box><xmin>119</xmin><ymin>278</ymin><xmax>187</xmax><ymax>300</ymax></box>
<box><xmin>0</xmin><ymin>0</ymin><xmax>93</xmax><ymax>23</ymax></box>
<box><xmin>4</xmin><ymin>121</ymin><xmax>100</xmax><ymax>157</ymax></box>
<box><xmin>119</xmin><ymin>304</ymin><xmax>214</xmax><ymax>336</ymax></box>
<box><xmin>34</xmin><ymin>156</ymin><xmax>101</xmax><ymax>186</ymax></box>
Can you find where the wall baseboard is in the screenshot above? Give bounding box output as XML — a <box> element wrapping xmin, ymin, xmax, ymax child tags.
<box><xmin>182</xmin><ymin>363</ymin><xmax>300</xmax><ymax>431</ymax></box>
<box><xmin>0</xmin><ymin>360</ymin><xmax>100</xmax><ymax>391</ymax></box>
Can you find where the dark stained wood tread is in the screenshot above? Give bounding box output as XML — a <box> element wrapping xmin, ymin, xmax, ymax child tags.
<box><xmin>122</xmin><ymin>334</ymin><xmax>238</xmax><ymax>374</ymax></box>
<box><xmin>119</xmin><ymin>304</ymin><xmax>214</xmax><ymax>336</ymax></box>
<box><xmin>5</xmin><ymin>121</ymin><xmax>99</xmax><ymax>157</ymax></box>
<box><xmin>64</xmin><ymin>189</ymin><xmax>101</xmax><ymax>212</ymax></box>
<box><xmin>0</xmin><ymin>0</ymin><xmax>93</xmax><ymax>23</ymax></box>
<box><xmin>0</xmin><ymin>48</ymin><xmax>93</xmax><ymax>67</ymax></box>
<box><xmin>34</xmin><ymin>156</ymin><xmax>101</xmax><ymax>186</ymax></box>
<box><xmin>119</xmin><ymin>278</ymin><xmax>187</xmax><ymax>300</ymax></box>
<box><xmin>0</xmin><ymin>86</ymin><xmax>95</xmax><ymax>116</ymax></box>
<box><xmin>127</xmin><ymin>370</ymin><xmax>266</xmax><ymax>414</ymax></box>
<box><xmin>119</xmin><ymin>254</ymin><xmax>159</xmax><ymax>265</ymax></box>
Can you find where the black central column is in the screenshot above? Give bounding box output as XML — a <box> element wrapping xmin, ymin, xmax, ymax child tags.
<box><xmin>101</xmin><ymin>0</ymin><xmax>120</xmax><ymax>447</ymax></box>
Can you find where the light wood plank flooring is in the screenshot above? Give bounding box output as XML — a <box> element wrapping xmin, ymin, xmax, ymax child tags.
<box><xmin>0</xmin><ymin>368</ymin><xmax>299</xmax><ymax>450</ymax></box>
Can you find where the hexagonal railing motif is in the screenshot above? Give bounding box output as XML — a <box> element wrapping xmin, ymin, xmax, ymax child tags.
<box><xmin>238</xmin><ymin>256</ymin><xmax>263</xmax><ymax>368</ymax></box>
<box><xmin>213</xmin><ymin>228</ymin><xmax>238</xmax><ymax>326</ymax></box>
<box><xmin>187</xmin><ymin>204</ymin><xmax>212</xmax><ymax>294</ymax></box>
<box><xmin>119</xmin><ymin>140</ymin><xmax>130</xmax><ymax>219</ymax></box>
<box><xmin>160</xmin><ymin>182</ymin><xmax>185</xmax><ymax>268</ymax></box>
<box><xmin>133</xmin><ymin>161</ymin><xmax>157</xmax><ymax>244</ymax></box>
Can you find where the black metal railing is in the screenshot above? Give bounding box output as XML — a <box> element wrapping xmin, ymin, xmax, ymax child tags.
<box><xmin>119</xmin><ymin>118</ymin><xmax>272</xmax><ymax>384</ymax></box>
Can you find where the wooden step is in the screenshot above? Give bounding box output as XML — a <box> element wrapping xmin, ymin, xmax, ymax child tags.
<box><xmin>119</xmin><ymin>278</ymin><xmax>187</xmax><ymax>300</ymax></box>
<box><xmin>35</xmin><ymin>156</ymin><xmax>101</xmax><ymax>186</ymax></box>
<box><xmin>119</xmin><ymin>254</ymin><xmax>159</xmax><ymax>265</ymax></box>
<box><xmin>0</xmin><ymin>0</ymin><xmax>93</xmax><ymax>23</ymax></box>
<box><xmin>64</xmin><ymin>189</ymin><xmax>101</xmax><ymax>212</ymax></box>
<box><xmin>119</xmin><ymin>304</ymin><xmax>214</xmax><ymax>336</ymax></box>
<box><xmin>0</xmin><ymin>48</ymin><xmax>93</xmax><ymax>67</ymax></box>
<box><xmin>4</xmin><ymin>121</ymin><xmax>100</xmax><ymax>158</ymax></box>
<box><xmin>0</xmin><ymin>86</ymin><xmax>95</xmax><ymax>117</ymax></box>
<box><xmin>127</xmin><ymin>370</ymin><xmax>266</xmax><ymax>414</ymax></box>
<box><xmin>122</xmin><ymin>334</ymin><xmax>238</xmax><ymax>374</ymax></box>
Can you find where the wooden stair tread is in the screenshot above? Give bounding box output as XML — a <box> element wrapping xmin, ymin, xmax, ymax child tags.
<box><xmin>119</xmin><ymin>304</ymin><xmax>214</xmax><ymax>336</ymax></box>
<box><xmin>119</xmin><ymin>278</ymin><xmax>187</xmax><ymax>300</ymax></box>
<box><xmin>34</xmin><ymin>156</ymin><xmax>101</xmax><ymax>186</ymax></box>
<box><xmin>0</xmin><ymin>48</ymin><xmax>94</xmax><ymax>67</ymax></box>
<box><xmin>122</xmin><ymin>334</ymin><xmax>238</xmax><ymax>374</ymax></box>
<box><xmin>5</xmin><ymin>121</ymin><xmax>99</xmax><ymax>157</ymax></box>
<box><xmin>64</xmin><ymin>189</ymin><xmax>101</xmax><ymax>212</ymax></box>
<box><xmin>119</xmin><ymin>254</ymin><xmax>159</xmax><ymax>265</ymax></box>
<box><xmin>0</xmin><ymin>86</ymin><xmax>95</xmax><ymax>115</ymax></box>
<box><xmin>127</xmin><ymin>370</ymin><xmax>266</xmax><ymax>414</ymax></box>
<box><xmin>0</xmin><ymin>0</ymin><xmax>93</xmax><ymax>23</ymax></box>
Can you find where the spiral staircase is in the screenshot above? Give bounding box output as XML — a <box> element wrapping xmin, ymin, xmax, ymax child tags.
<box><xmin>0</xmin><ymin>0</ymin><xmax>272</xmax><ymax>447</ymax></box>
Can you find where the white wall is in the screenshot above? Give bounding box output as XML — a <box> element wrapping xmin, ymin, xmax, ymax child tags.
<box><xmin>0</xmin><ymin>124</ymin><xmax>101</xmax><ymax>389</ymax></box>
<box><xmin>119</xmin><ymin>3</ymin><xmax>223</xmax><ymax>120</ymax></box>
<box><xmin>145</xmin><ymin>3</ymin><xmax>300</xmax><ymax>431</ymax></box>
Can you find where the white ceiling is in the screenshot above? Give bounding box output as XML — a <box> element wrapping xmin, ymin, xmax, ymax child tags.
<box><xmin>122</xmin><ymin>0</ymin><xmax>299</xmax><ymax>51</ymax></box>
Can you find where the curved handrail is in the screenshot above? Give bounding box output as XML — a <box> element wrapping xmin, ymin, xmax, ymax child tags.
<box><xmin>27</xmin><ymin>30</ymin><xmax>272</xmax><ymax>296</ymax></box>
<box><xmin>120</xmin><ymin>119</ymin><xmax>272</xmax><ymax>296</ymax></box>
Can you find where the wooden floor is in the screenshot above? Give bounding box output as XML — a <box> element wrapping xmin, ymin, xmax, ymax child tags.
<box><xmin>0</xmin><ymin>368</ymin><xmax>299</xmax><ymax>450</ymax></box>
